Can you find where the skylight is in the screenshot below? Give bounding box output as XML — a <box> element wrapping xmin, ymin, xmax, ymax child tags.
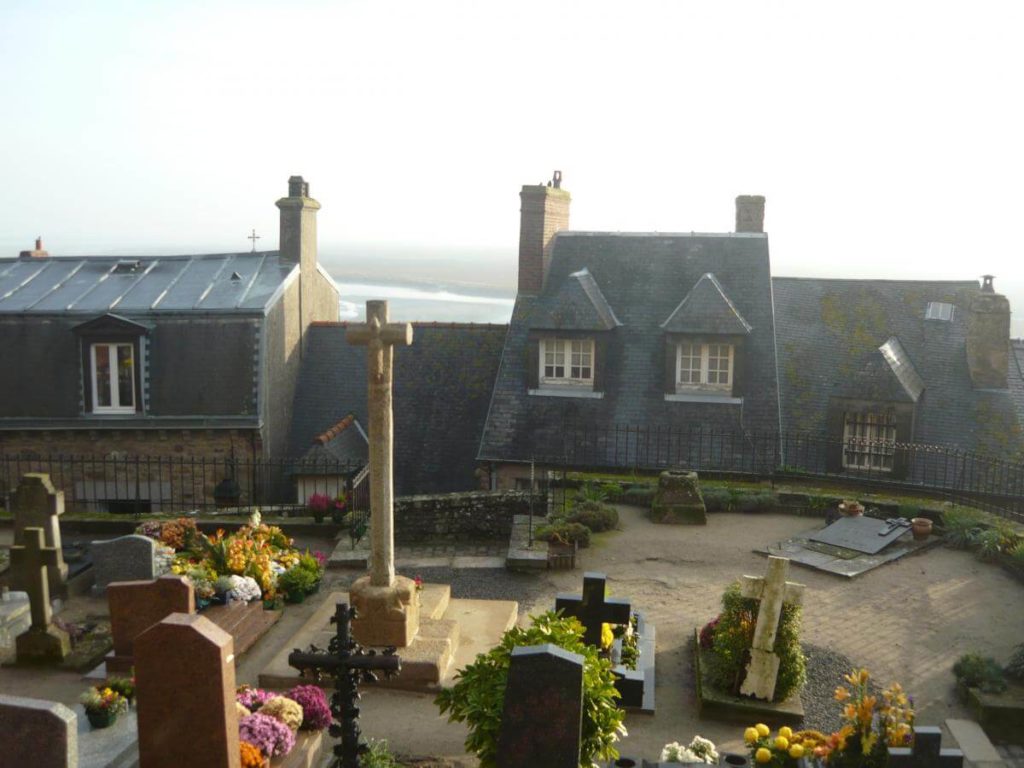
<box><xmin>925</xmin><ymin>301</ymin><xmax>954</xmax><ymax>321</ymax></box>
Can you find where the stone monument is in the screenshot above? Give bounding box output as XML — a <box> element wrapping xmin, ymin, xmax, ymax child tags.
<box><xmin>0</xmin><ymin>694</ymin><xmax>78</xmax><ymax>767</ymax></box>
<box><xmin>11</xmin><ymin>474</ymin><xmax>68</xmax><ymax>595</ymax></box>
<box><xmin>12</xmin><ymin>527</ymin><xmax>70</xmax><ymax>664</ymax></box>
<box><xmin>91</xmin><ymin>535</ymin><xmax>158</xmax><ymax>593</ymax></box>
<box><xmin>346</xmin><ymin>300</ymin><xmax>420</xmax><ymax>647</ymax></box>
<box><xmin>106</xmin><ymin>575</ymin><xmax>195</xmax><ymax>676</ymax></box>
<box><xmin>739</xmin><ymin>555</ymin><xmax>804</xmax><ymax>701</ymax></box>
<box><xmin>650</xmin><ymin>470</ymin><xmax>707</xmax><ymax>524</ymax></box>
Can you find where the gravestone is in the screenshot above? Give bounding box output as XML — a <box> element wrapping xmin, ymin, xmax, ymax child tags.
<box><xmin>650</xmin><ymin>470</ymin><xmax>707</xmax><ymax>524</ymax></box>
<box><xmin>555</xmin><ymin>572</ymin><xmax>631</xmax><ymax>647</ymax></box>
<box><xmin>739</xmin><ymin>556</ymin><xmax>804</xmax><ymax>701</ymax></box>
<box><xmin>106</xmin><ymin>575</ymin><xmax>195</xmax><ymax>675</ymax></box>
<box><xmin>809</xmin><ymin>515</ymin><xmax>912</xmax><ymax>555</ymax></box>
<box><xmin>0</xmin><ymin>588</ymin><xmax>31</xmax><ymax>650</ymax></box>
<box><xmin>496</xmin><ymin>644</ymin><xmax>584</xmax><ymax>768</ymax></box>
<box><xmin>0</xmin><ymin>694</ymin><xmax>78</xmax><ymax>768</ymax></box>
<box><xmin>888</xmin><ymin>725</ymin><xmax>964</xmax><ymax>767</ymax></box>
<box><xmin>13</xmin><ymin>527</ymin><xmax>70</xmax><ymax>664</ymax></box>
<box><xmin>11</xmin><ymin>474</ymin><xmax>68</xmax><ymax>596</ymax></box>
<box><xmin>135</xmin><ymin>613</ymin><xmax>240</xmax><ymax>768</ymax></box>
<box><xmin>91</xmin><ymin>535</ymin><xmax>158</xmax><ymax>594</ymax></box>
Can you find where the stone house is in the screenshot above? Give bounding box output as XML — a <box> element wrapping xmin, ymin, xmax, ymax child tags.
<box><xmin>0</xmin><ymin>177</ymin><xmax>339</xmax><ymax>509</ymax></box>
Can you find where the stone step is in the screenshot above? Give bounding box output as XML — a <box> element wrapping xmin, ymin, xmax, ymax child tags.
<box><xmin>945</xmin><ymin>718</ymin><xmax>1003</xmax><ymax>766</ymax></box>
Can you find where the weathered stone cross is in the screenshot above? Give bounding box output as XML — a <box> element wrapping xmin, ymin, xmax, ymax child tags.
<box><xmin>739</xmin><ymin>555</ymin><xmax>804</xmax><ymax>701</ymax></box>
<box><xmin>346</xmin><ymin>300</ymin><xmax>413</xmax><ymax>588</ymax></box>
<box><xmin>11</xmin><ymin>526</ymin><xmax>70</xmax><ymax>663</ymax></box>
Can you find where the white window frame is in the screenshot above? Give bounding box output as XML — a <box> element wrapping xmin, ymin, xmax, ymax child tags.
<box><xmin>539</xmin><ymin>338</ymin><xmax>594</xmax><ymax>389</ymax></box>
<box><xmin>925</xmin><ymin>301</ymin><xmax>955</xmax><ymax>321</ymax></box>
<box><xmin>90</xmin><ymin>342</ymin><xmax>136</xmax><ymax>414</ymax></box>
<box><xmin>842</xmin><ymin>411</ymin><xmax>897</xmax><ymax>472</ymax></box>
<box><xmin>676</xmin><ymin>342</ymin><xmax>733</xmax><ymax>393</ymax></box>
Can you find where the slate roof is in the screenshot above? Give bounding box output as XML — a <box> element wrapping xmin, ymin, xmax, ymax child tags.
<box><xmin>773</xmin><ymin>278</ymin><xmax>1024</xmax><ymax>456</ymax></box>
<box><xmin>292</xmin><ymin>414</ymin><xmax>369</xmax><ymax>475</ymax></box>
<box><xmin>291</xmin><ymin>322</ymin><xmax>508</xmax><ymax>494</ymax></box>
<box><xmin>479</xmin><ymin>232</ymin><xmax>780</xmax><ymax>463</ymax></box>
<box><xmin>528</xmin><ymin>268</ymin><xmax>621</xmax><ymax>331</ymax></box>
<box><xmin>661</xmin><ymin>272</ymin><xmax>752</xmax><ymax>335</ymax></box>
<box><xmin>0</xmin><ymin>252</ymin><xmax>295</xmax><ymax>314</ymax></box>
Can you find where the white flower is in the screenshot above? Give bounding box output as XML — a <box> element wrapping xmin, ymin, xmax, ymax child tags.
<box><xmin>660</xmin><ymin>743</ymin><xmax>702</xmax><ymax>763</ymax></box>
<box><xmin>249</xmin><ymin>509</ymin><xmax>262</xmax><ymax>528</ymax></box>
<box><xmin>226</xmin><ymin>575</ymin><xmax>262</xmax><ymax>603</ymax></box>
<box><xmin>688</xmin><ymin>735</ymin><xmax>719</xmax><ymax>764</ymax></box>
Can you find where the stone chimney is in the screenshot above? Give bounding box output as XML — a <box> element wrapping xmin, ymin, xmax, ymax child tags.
<box><xmin>966</xmin><ymin>275</ymin><xmax>1011</xmax><ymax>389</ymax></box>
<box><xmin>518</xmin><ymin>171</ymin><xmax>571</xmax><ymax>295</ymax></box>
<box><xmin>735</xmin><ymin>195</ymin><xmax>766</xmax><ymax>233</ymax></box>
<box><xmin>276</xmin><ymin>176</ymin><xmax>321</xmax><ymax>357</ymax></box>
<box><xmin>19</xmin><ymin>237</ymin><xmax>49</xmax><ymax>258</ymax></box>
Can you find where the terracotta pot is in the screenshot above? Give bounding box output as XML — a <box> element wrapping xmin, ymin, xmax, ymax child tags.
<box><xmin>911</xmin><ymin>517</ymin><xmax>933</xmax><ymax>540</ymax></box>
<box><xmin>839</xmin><ymin>500</ymin><xmax>864</xmax><ymax>517</ymax></box>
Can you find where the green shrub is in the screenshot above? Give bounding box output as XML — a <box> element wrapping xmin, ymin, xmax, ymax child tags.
<box><xmin>897</xmin><ymin>504</ymin><xmax>920</xmax><ymax>519</ymax></box>
<box><xmin>362</xmin><ymin>739</ymin><xmax>398</xmax><ymax>768</ymax></box>
<box><xmin>706</xmin><ymin>581</ymin><xmax>806</xmax><ymax>703</ymax></box>
<box><xmin>1005</xmin><ymin>644</ymin><xmax>1024</xmax><ymax>681</ymax></box>
<box><xmin>600</xmin><ymin>481</ymin><xmax>623</xmax><ymax>498</ymax></box>
<box><xmin>975</xmin><ymin>529</ymin><xmax>1007</xmax><ymax>561</ymax></box>
<box><xmin>621</xmin><ymin>487</ymin><xmax>655</xmax><ymax>506</ymax></box>
<box><xmin>535</xmin><ymin>521</ymin><xmax>591</xmax><ymax>548</ymax></box>
<box><xmin>578</xmin><ymin>482</ymin><xmax>609</xmax><ymax>503</ymax></box>
<box><xmin>568</xmin><ymin>503</ymin><xmax>619</xmax><ymax>532</ymax></box>
<box><xmin>953</xmin><ymin>652</ymin><xmax>1007</xmax><ymax>694</ymax></box>
<box><xmin>702</xmin><ymin>487</ymin><xmax>734</xmax><ymax>512</ymax></box>
<box><xmin>735</xmin><ymin>492</ymin><xmax>780</xmax><ymax>513</ymax></box>
<box><xmin>278</xmin><ymin>565</ymin><xmax>318</xmax><ymax>599</ymax></box>
<box><xmin>942</xmin><ymin>508</ymin><xmax>984</xmax><ymax>549</ymax></box>
<box><xmin>435</xmin><ymin>612</ymin><xmax>625</xmax><ymax>768</ymax></box>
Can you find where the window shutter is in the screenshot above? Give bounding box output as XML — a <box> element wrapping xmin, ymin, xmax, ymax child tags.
<box><xmin>731</xmin><ymin>341</ymin><xmax>745</xmax><ymax>397</ymax></box>
<box><xmin>891</xmin><ymin>408</ymin><xmax>914</xmax><ymax>479</ymax></box>
<box><xmin>592</xmin><ymin>336</ymin><xmax>607</xmax><ymax>392</ymax></box>
<box><xmin>825</xmin><ymin>404</ymin><xmax>845</xmax><ymax>473</ymax></box>
<box><xmin>526</xmin><ymin>337</ymin><xmax>540</xmax><ymax>390</ymax></box>
<box><xmin>664</xmin><ymin>336</ymin><xmax>677</xmax><ymax>394</ymax></box>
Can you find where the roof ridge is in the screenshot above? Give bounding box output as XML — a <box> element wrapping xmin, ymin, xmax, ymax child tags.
<box><xmin>772</xmin><ymin>276</ymin><xmax>978</xmax><ymax>286</ymax></box>
<box><xmin>314</xmin><ymin>414</ymin><xmax>355</xmax><ymax>445</ymax></box>
<box><xmin>313</xmin><ymin>321</ymin><xmax>508</xmax><ymax>330</ymax></box>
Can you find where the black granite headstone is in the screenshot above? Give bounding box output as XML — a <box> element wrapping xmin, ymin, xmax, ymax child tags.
<box><xmin>555</xmin><ymin>572</ymin><xmax>632</xmax><ymax>647</ymax></box>
<box><xmin>888</xmin><ymin>725</ymin><xmax>964</xmax><ymax>768</ymax></box>
<box><xmin>496</xmin><ymin>644</ymin><xmax>584</xmax><ymax>768</ymax></box>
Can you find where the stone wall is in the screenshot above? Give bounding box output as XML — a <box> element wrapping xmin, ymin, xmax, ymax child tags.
<box><xmin>394</xmin><ymin>490</ymin><xmax>532</xmax><ymax>542</ymax></box>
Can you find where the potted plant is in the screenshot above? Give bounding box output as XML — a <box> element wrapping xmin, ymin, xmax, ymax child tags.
<box><xmin>107</xmin><ymin>676</ymin><xmax>136</xmax><ymax>707</ymax></box>
<box><xmin>839</xmin><ymin>500</ymin><xmax>864</xmax><ymax>517</ymax></box>
<box><xmin>307</xmin><ymin>493</ymin><xmax>331</xmax><ymax>524</ymax></box>
<box><xmin>279</xmin><ymin>565</ymin><xmax>318</xmax><ymax>604</ymax></box>
<box><xmin>80</xmin><ymin>686</ymin><xmax>129</xmax><ymax>729</ymax></box>
<box><xmin>331</xmin><ymin>491</ymin><xmax>349</xmax><ymax>525</ymax></box>
<box><xmin>911</xmin><ymin>517</ymin><xmax>933</xmax><ymax>540</ymax></box>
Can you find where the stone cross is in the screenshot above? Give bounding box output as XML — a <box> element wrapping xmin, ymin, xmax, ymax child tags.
<box><xmin>346</xmin><ymin>299</ymin><xmax>413</xmax><ymax>588</ymax></box>
<box><xmin>12</xmin><ymin>473</ymin><xmax>68</xmax><ymax>595</ymax></box>
<box><xmin>888</xmin><ymin>725</ymin><xmax>964</xmax><ymax>768</ymax></box>
<box><xmin>11</xmin><ymin>527</ymin><xmax>70</xmax><ymax>663</ymax></box>
<box><xmin>288</xmin><ymin>602</ymin><xmax>401</xmax><ymax>768</ymax></box>
<box><xmin>554</xmin><ymin>572</ymin><xmax>632</xmax><ymax>647</ymax></box>
<box><xmin>739</xmin><ymin>556</ymin><xmax>804</xmax><ymax>701</ymax></box>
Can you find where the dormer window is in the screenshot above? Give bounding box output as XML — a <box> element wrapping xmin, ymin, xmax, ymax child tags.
<box><xmin>73</xmin><ymin>313</ymin><xmax>148</xmax><ymax>416</ymax></box>
<box><xmin>541</xmin><ymin>338</ymin><xmax>593</xmax><ymax>386</ymax></box>
<box><xmin>925</xmin><ymin>302</ymin><xmax>954</xmax><ymax>321</ymax></box>
<box><xmin>677</xmin><ymin>341</ymin><xmax>733</xmax><ymax>391</ymax></box>
<box><xmin>90</xmin><ymin>343</ymin><xmax>136</xmax><ymax>412</ymax></box>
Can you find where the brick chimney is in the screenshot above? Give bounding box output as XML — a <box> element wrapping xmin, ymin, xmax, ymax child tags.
<box><xmin>966</xmin><ymin>275</ymin><xmax>1011</xmax><ymax>389</ymax></box>
<box><xmin>276</xmin><ymin>176</ymin><xmax>321</xmax><ymax>357</ymax></box>
<box><xmin>19</xmin><ymin>237</ymin><xmax>49</xmax><ymax>259</ymax></box>
<box><xmin>735</xmin><ymin>195</ymin><xmax>766</xmax><ymax>233</ymax></box>
<box><xmin>518</xmin><ymin>171</ymin><xmax>570</xmax><ymax>295</ymax></box>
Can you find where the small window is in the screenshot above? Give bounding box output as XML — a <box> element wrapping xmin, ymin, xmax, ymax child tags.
<box><xmin>676</xmin><ymin>342</ymin><xmax>733</xmax><ymax>392</ymax></box>
<box><xmin>540</xmin><ymin>338</ymin><xmax>594</xmax><ymax>387</ymax></box>
<box><xmin>91</xmin><ymin>342</ymin><xmax>136</xmax><ymax>413</ymax></box>
<box><xmin>842</xmin><ymin>411</ymin><xmax>897</xmax><ymax>471</ymax></box>
<box><xmin>925</xmin><ymin>302</ymin><xmax>954</xmax><ymax>321</ymax></box>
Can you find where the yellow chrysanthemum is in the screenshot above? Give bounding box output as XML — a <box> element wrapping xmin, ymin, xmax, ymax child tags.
<box><xmin>744</xmin><ymin>727</ymin><xmax>759</xmax><ymax>744</ymax></box>
<box><xmin>774</xmin><ymin>736</ymin><xmax>789</xmax><ymax>751</ymax></box>
<box><xmin>789</xmin><ymin>744</ymin><xmax>805</xmax><ymax>759</ymax></box>
<box><xmin>755</xmin><ymin>723</ymin><xmax>770</xmax><ymax>737</ymax></box>
<box><xmin>778</xmin><ymin>726</ymin><xmax>793</xmax><ymax>740</ymax></box>
<box><xmin>755</xmin><ymin>748</ymin><xmax>771</xmax><ymax>764</ymax></box>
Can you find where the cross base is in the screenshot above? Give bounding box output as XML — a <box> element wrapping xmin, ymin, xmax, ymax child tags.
<box><xmin>350</xmin><ymin>575</ymin><xmax>420</xmax><ymax>648</ymax></box>
<box><xmin>15</xmin><ymin>625</ymin><xmax>70</xmax><ymax>664</ymax></box>
<box><xmin>740</xmin><ymin>648</ymin><xmax>780</xmax><ymax>701</ymax></box>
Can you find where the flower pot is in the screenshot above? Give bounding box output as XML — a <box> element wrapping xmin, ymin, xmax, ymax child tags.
<box><xmin>86</xmin><ymin>709</ymin><xmax>118</xmax><ymax>729</ymax></box>
<box><xmin>306</xmin><ymin>580</ymin><xmax>321</xmax><ymax>596</ymax></box>
<box><xmin>911</xmin><ymin>517</ymin><xmax>933</xmax><ymax>540</ymax></box>
<box><xmin>839</xmin><ymin>500</ymin><xmax>864</xmax><ymax>517</ymax></box>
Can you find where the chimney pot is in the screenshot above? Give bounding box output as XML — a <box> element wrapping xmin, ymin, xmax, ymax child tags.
<box><xmin>19</xmin><ymin>237</ymin><xmax>49</xmax><ymax>259</ymax></box>
<box><xmin>35</xmin><ymin>236</ymin><xmax>42</xmax><ymax>250</ymax></box>
<box><xmin>552</xmin><ymin>170</ymin><xmax>562</xmax><ymax>189</ymax></box>
<box><xmin>517</xmin><ymin>173</ymin><xmax>571</xmax><ymax>294</ymax></box>
<box><xmin>288</xmin><ymin>175</ymin><xmax>309</xmax><ymax>198</ymax></box>
<box><xmin>735</xmin><ymin>195</ymin><xmax>766</xmax><ymax>233</ymax></box>
<box><xmin>982</xmin><ymin>274</ymin><xmax>995</xmax><ymax>293</ymax></box>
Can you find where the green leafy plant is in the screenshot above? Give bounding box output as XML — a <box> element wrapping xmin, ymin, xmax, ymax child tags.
<box><xmin>941</xmin><ymin>508</ymin><xmax>984</xmax><ymax>549</ymax></box>
<box><xmin>975</xmin><ymin>528</ymin><xmax>1007</xmax><ymax>561</ymax></box>
<box><xmin>278</xmin><ymin>565</ymin><xmax>318</xmax><ymax>601</ymax></box>
<box><xmin>621</xmin><ymin>486</ymin><xmax>655</xmax><ymax>506</ymax></box>
<box><xmin>600</xmin><ymin>481</ymin><xmax>623</xmax><ymax>499</ymax></box>
<box><xmin>735</xmin><ymin>492</ymin><xmax>780</xmax><ymax>514</ymax></box>
<box><xmin>578</xmin><ymin>482</ymin><xmax>609</xmax><ymax>503</ymax></box>
<box><xmin>953</xmin><ymin>652</ymin><xmax>1007</xmax><ymax>697</ymax></box>
<box><xmin>1005</xmin><ymin>644</ymin><xmax>1024</xmax><ymax>682</ymax></box>
<box><xmin>706</xmin><ymin>582</ymin><xmax>806</xmax><ymax>702</ymax></box>
<box><xmin>701</xmin><ymin>487</ymin><xmax>734</xmax><ymax>512</ymax></box>
<box><xmin>435</xmin><ymin>612</ymin><xmax>625</xmax><ymax>768</ymax></box>
<box><xmin>535</xmin><ymin>521</ymin><xmax>591</xmax><ymax>548</ymax></box>
<box><xmin>362</xmin><ymin>738</ymin><xmax>399</xmax><ymax>768</ymax></box>
<box><xmin>567</xmin><ymin>502</ymin><xmax>619</xmax><ymax>532</ymax></box>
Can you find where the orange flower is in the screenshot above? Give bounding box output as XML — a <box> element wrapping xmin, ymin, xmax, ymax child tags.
<box><xmin>239</xmin><ymin>741</ymin><xmax>264</xmax><ymax>768</ymax></box>
<box><xmin>834</xmin><ymin>686</ymin><xmax>850</xmax><ymax>701</ymax></box>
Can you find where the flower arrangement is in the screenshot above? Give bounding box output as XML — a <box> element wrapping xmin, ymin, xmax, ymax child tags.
<box><xmin>107</xmin><ymin>676</ymin><xmax>136</xmax><ymax>703</ymax></box>
<box><xmin>239</xmin><ymin>741</ymin><xmax>264</xmax><ymax>768</ymax></box>
<box><xmin>744</xmin><ymin>724</ymin><xmax>824</xmax><ymax>766</ymax></box>
<box><xmin>259</xmin><ymin>696</ymin><xmax>304</xmax><ymax>732</ymax></box>
<box><xmin>80</xmin><ymin>686</ymin><xmax>129</xmax><ymax>716</ymax></box>
<box><xmin>288</xmin><ymin>684</ymin><xmax>332</xmax><ymax>731</ymax></box>
<box><xmin>239</xmin><ymin>713</ymin><xmax>296</xmax><ymax>758</ymax></box>
<box><xmin>661</xmin><ymin>735</ymin><xmax>719</xmax><ymax>764</ymax></box>
<box><xmin>237</xmin><ymin>685</ymin><xmax>275</xmax><ymax>711</ymax></box>
<box><xmin>225</xmin><ymin>575</ymin><xmax>262</xmax><ymax>603</ymax></box>
<box><xmin>308</xmin><ymin>492</ymin><xmax>331</xmax><ymax>522</ymax></box>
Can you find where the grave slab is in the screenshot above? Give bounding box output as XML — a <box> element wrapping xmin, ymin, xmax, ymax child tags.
<box><xmin>808</xmin><ymin>515</ymin><xmax>913</xmax><ymax>554</ymax></box>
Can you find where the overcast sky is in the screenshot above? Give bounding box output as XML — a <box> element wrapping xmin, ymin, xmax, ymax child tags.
<box><xmin>1</xmin><ymin>0</ymin><xmax>1021</xmax><ymax>330</ymax></box>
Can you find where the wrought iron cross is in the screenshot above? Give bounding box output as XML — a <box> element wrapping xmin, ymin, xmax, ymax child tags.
<box><xmin>248</xmin><ymin>229</ymin><xmax>260</xmax><ymax>252</ymax></box>
<box><xmin>288</xmin><ymin>602</ymin><xmax>401</xmax><ymax>768</ymax></box>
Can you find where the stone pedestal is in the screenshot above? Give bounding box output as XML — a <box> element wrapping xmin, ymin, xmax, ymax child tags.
<box><xmin>15</xmin><ymin>625</ymin><xmax>70</xmax><ymax>664</ymax></box>
<box><xmin>350</xmin><ymin>575</ymin><xmax>420</xmax><ymax>648</ymax></box>
<box><xmin>650</xmin><ymin>470</ymin><xmax>707</xmax><ymax>524</ymax></box>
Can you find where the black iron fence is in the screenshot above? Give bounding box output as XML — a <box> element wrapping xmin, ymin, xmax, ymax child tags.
<box><xmin>0</xmin><ymin>454</ymin><xmax>369</xmax><ymax>516</ymax></box>
<box><xmin>527</xmin><ymin>423</ymin><xmax>1024</xmax><ymax>520</ymax></box>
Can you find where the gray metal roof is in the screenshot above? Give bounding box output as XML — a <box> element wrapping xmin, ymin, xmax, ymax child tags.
<box><xmin>0</xmin><ymin>252</ymin><xmax>295</xmax><ymax>314</ymax></box>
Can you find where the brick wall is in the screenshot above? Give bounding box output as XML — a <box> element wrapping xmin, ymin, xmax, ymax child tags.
<box><xmin>394</xmin><ymin>490</ymin><xmax>532</xmax><ymax>541</ymax></box>
<box><xmin>518</xmin><ymin>185</ymin><xmax>571</xmax><ymax>294</ymax></box>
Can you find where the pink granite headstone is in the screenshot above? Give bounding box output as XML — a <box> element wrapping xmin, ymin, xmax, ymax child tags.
<box><xmin>106</xmin><ymin>575</ymin><xmax>194</xmax><ymax>675</ymax></box>
<box><xmin>0</xmin><ymin>694</ymin><xmax>77</xmax><ymax>768</ymax></box>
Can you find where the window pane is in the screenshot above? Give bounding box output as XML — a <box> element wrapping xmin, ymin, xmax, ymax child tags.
<box><xmin>117</xmin><ymin>345</ymin><xmax>134</xmax><ymax>408</ymax></box>
<box><xmin>707</xmin><ymin>344</ymin><xmax>731</xmax><ymax>385</ymax></box>
<box><xmin>678</xmin><ymin>342</ymin><xmax>701</xmax><ymax>384</ymax></box>
<box><xmin>842</xmin><ymin>411</ymin><xmax>896</xmax><ymax>471</ymax></box>
<box><xmin>94</xmin><ymin>345</ymin><xmax>112</xmax><ymax>407</ymax></box>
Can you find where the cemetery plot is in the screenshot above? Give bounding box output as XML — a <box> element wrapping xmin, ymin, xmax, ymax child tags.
<box><xmin>555</xmin><ymin>571</ymin><xmax>656</xmax><ymax>713</ymax></box>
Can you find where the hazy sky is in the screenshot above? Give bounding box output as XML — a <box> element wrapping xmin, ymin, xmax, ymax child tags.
<box><xmin>1</xmin><ymin>0</ymin><xmax>1021</xmax><ymax>330</ymax></box>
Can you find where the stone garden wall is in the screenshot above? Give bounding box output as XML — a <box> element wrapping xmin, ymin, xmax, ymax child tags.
<box><xmin>394</xmin><ymin>490</ymin><xmax>532</xmax><ymax>542</ymax></box>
